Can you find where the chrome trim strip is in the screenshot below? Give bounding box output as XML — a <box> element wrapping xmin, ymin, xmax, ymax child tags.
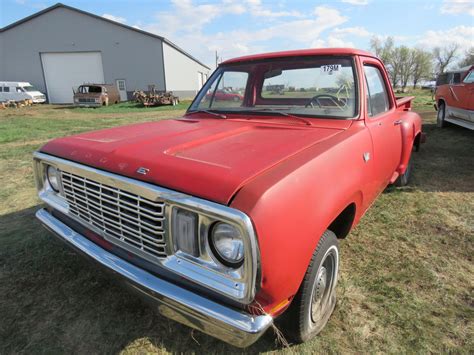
<box><xmin>33</xmin><ymin>151</ymin><xmax>260</xmax><ymax>304</ymax></box>
<box><xmin>36</xmin><ymin>209</ymin><xmax>272</xmax><ymax>348</ymax></box>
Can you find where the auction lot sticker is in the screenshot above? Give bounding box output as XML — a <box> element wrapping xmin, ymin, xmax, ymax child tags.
<box><xmin>321</xmin><ymin>64</ymin><xmax>341</xmax><ymax>75</ymax></box>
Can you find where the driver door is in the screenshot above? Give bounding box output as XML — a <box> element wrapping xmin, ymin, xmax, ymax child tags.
<box><xmin>362</xmin><ymin>59</ymin><xmax>403</xmax><ymax>193</ymax></box>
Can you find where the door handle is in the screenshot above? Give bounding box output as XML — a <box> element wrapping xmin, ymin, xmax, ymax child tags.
<box><xmin>394</xmin><ymin>120</ymin><xmax>403</xmax><ymax>126</ymax></box>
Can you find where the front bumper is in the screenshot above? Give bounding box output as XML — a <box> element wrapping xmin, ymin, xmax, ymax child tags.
<box><xmin>74</xmin><ymin>102</ymin><xmax>102</xmax><ymax>107</ymax></box>
<box><xmin>36</xmin><ymin>208</ymin><xmax>272</xmax><ymax>348</ymax></box>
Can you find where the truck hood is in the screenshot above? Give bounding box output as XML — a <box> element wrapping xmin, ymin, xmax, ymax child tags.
<box><xmin>40</xmin><ymin>116</ymin><xmax>351</xmax><ymax>205</ymax></box>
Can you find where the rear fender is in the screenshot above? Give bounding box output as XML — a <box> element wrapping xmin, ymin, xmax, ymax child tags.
<box><xmin>397</xmin><ymin>112</ymin><xmax>422</xmax><ymax>174</ymax></box>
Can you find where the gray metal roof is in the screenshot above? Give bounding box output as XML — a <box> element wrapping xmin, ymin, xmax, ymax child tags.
<box><xmin>0</xmin><ymin>2</ymin><xmax>210</xmax><ymax>70</ymax></box>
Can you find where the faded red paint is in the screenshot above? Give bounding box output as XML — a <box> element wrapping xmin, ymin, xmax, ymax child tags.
<box><xmin>40</xmin><ymin>49</ymin><xmax>424</xmax><ymax>314</ymax></box>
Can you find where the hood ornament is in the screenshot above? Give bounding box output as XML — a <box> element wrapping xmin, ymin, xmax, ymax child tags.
<box><xmin>136</xmin><ymin>167</ymin><xmax>150</xmax><ymax>175</ymax></box>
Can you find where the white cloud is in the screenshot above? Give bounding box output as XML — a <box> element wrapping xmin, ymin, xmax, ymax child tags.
<box><xmin>102</xmin><ymin>14</ymin><xmax>127</xmax><ymax>24</ymax></box>
<box><xmin>142</xmin><ymin>2</ymin><xmax>348</xmax><ymax>67</ymax></box>
<box><xmin>417</xmin><ymin>25</ymin><xmax>474</xmax><ymax>52</ymax></box>
<box><xmin>333</xmin><ymin>26</ymin><xmax>372</xmax><ymax>37</ymax></box>
<box><xmin>243</xmin><ymin>0</ymin><xmax>304</xmax><ymax>18</ymax></box>
<box><xmin>14</xmin><ymin>0</ymin><xmax>47</xmax><ymax>9</ymax></box>
<box><xmin>441</xmin><ymin>0</ymin><xmax>474</xmax><ymax>16</ymax></box>
<box><xmin>341</xmin><ymin>0</ymin><xmax>369</xmax><ymax>5</ymax></box>
<box><xmin>150</xmin><ymin>0</ymin><xmax>253</xmax><ymax>37</ymax></box>
<box><xmin>311</xmin><ymin>26</ymin><xmax>372</xmax><ymax>48</ymax></box>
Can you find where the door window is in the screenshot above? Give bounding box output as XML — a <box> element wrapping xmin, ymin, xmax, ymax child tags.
<box><xmin>117</xmin><ymin>80</ymin><xmax>126</xmax><ymax>91</ymax></box>
<box><xmin>16</xmin><ymin>87</ymin><xmax>23</xmax><ymax>93</ymax></box>
<box><xmin>463</xmin><ymin>71</ymin><xmax>474</xmax><ymax>84</ymax></box>
<box><xmin>452</xmin><ymin>73</ymin><xmax>461</xmax><ymax>84</ymax></box>
<box><xmin>364</xmin><ymin>65</ymin><xmax>390</xmax><ymax>117</ymax></box>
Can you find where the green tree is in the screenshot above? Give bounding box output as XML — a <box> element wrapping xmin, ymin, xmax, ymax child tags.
<box><xmin>396</xmin><ymin>46</ymin><xmax>416</xmax><ymax>90</ymax></box>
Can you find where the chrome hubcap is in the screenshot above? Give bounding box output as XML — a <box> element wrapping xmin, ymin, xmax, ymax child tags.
<box><xmin>311</xmin><ymin>248</ymin><xmax>337</xmax><ymax>324</ymax></box>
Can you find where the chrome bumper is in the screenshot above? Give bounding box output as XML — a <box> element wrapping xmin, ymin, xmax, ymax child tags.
<box><xmin>36</xmin><ymin>208</ymin><xmax>272</xmax><ymax>348</ymax></box>
<box><xmin>74</xmin><ymin>103</ymin><xmax>101</xmax><ymax>107</ymax></box>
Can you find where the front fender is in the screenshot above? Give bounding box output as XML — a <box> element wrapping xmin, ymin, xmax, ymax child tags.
<box><xmin>230</xmin><ymin>122</ymin><xmax>373</xmax><ymax>314</ymax></box>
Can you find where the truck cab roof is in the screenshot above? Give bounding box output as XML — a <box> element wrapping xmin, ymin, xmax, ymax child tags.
<box><xmin>221</xmin><ymin>48</ymin><xmax>377</xmax><ymax>65</ymax></box>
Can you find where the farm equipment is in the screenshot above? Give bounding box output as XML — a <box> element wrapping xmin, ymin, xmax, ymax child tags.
<box><xmin>133</xmin><ymin>85</ymin><xmax>179</xmax><ymax>107</ymax></box>
<box><xmin>1</xmin><ymin>99</ymin><xmax>34</xmax><ymax>109</ymax></box>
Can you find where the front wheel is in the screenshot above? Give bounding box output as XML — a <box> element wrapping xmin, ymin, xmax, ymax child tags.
<box><xmin>282</xmin><ymin>230</ymin><xmax>339</xmax><ymax>343</ymax></box>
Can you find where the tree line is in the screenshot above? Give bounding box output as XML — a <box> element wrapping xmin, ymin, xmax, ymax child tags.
<box><xmin>370</xmin><ymin>37</ymin><xmax>473</xmax><ymax>89</ymax></box>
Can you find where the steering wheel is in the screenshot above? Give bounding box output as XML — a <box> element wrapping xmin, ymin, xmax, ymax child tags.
<box><xmin>305</xmin><ymin>94</ymin><xmax>346</xmax><ymax>111</ymax></box>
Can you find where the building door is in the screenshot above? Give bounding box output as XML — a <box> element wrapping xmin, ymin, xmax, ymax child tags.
<box><xmin>198</xmin><ymin>72</ymin><xmax>203</xmax><ymax>89</ymax></box>
<box><xmin>116</xmin><ymin>79</ymin><xmax>127</xmax><ymax>101</ymax></box>
<box><xmin>41</xmin><ymin>52</ymin><xmax>104</xmax><ymax>103</ymax></box>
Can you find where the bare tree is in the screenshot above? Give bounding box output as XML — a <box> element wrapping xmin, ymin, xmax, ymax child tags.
<box><xmin>412</xmin><ymin>49</ymin><xmax>433</xmax><ymax>88</ymax></box>
<box><xmin>433</xmin><ymin>44</ymin><xmax>459</xmax><ymax>73</ymax></box>
<box><xmin>370</xmin><ymin>37</ymin><xmax>398</xmax><ymax>86</ymax></box>
<box><xmin>458</xmin><ymin>47</ymin><xmax>474</xmax><ymax>68</ymax></box>
<box><xmin>370</xmin><ymin>36</ymin><xmax>394</xmax><ymax>64</ymax></box>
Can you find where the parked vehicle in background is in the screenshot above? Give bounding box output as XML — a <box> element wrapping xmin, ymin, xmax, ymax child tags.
<box><xmin>420</xmin><ymin>80</ymin><xmax>436</xmax><ymax>91</ymax></box>
<box><xmin>435</xmin><ymin>65</ymin><xmax>474</xmax><ymax>130</ymax></box>
<box><xmin>34</xmin><ymin>48</ymin><xmax>424</xmax><ymax>347</ymax></box>
<box><xmin>206</xmin><ymin>87</ymin><xmax>243</xmax><ymax>101</ymax></box>
<box><xmin>73</xmin><ymin>84</ymin><xmax>120</xmax><ymax>107</ymax></box>
<box><xmin>0</xmin><ymin>82</ymin><xmax>46</xmax><ymax>103</ymax></box>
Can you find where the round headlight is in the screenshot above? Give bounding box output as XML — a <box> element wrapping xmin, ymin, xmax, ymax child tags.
<box><xmin>46</xmin><ymin>165</ymin><xmax>60</xmax><ymax>192</ymax></box>
<box><xmin>210</xmin><ymin>222</ymin><xmax>244</xmax><ymax>267</ymax></box>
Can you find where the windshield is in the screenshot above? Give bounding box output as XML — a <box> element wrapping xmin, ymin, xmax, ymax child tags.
<box><xmin>78</xmin><ymin>86</ymin><xmax>102</xmax><ymax>94</ymax></box>
<box><xmin>463</xmin><ymin>70</ymin><xmax>474</xmax><ymax>84</ymax></box>
<box><xmin>190</xmin><ymin>57</ymin><xmax>358</xmax><ymax>119</ymax></box>
<box><xmin>23</xmin><ymin>85</ymin><xmax>39</xmax><ymax>92</ymax></box>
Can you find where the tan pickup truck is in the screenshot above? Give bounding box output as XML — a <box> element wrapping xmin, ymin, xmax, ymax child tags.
<box><xmin>73</xmin><ymin>84</ymin><xmax>120</xmax><ymax>107</ymax></box>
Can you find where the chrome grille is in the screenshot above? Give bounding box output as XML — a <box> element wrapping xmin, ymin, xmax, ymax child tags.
<box><xmin>78</xmin><ymin>98</ymin><xmax>96</xmax><ymax>103</ymax></box>
<box><xmin>60</xmin><ymin>171</ymin><xmax>167</xmax><ymax>259</ymax></box>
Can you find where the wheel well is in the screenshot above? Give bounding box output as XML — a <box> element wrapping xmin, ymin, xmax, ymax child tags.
<box><xmin>438</xmin><ymin>98</ymin><xmax>445</xmax><ymax>107</ymax></box>
<box><xmin>414</xmin><ymin>132</ymin><xmax>421</xmax><ymax>152</ymax></box>
<box><xmin>328</xmin><ymin>203</ymin><xmax>356</xmax><ymax>239</ymax></box>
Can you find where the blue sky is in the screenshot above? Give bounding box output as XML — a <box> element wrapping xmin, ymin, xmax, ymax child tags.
<box><xmin>1</xmin><ymin>0</ymin><xmax>473</xmax><ymax>67</ymax></box>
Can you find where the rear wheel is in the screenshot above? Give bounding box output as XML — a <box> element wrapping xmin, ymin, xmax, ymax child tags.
<box><xmin>437</xmin><ymin>102</ymin><xmax>446</xmax><ymax>128</ymax></box>
<box><xmin>395</xmin><ymin>155</ymin><xmax>412</xmax><ymax>187</ymax></box>
<box><xmin>282</xmin><ymin>230</ymin><xmax>339</xmax><ymax>343</ymax></box>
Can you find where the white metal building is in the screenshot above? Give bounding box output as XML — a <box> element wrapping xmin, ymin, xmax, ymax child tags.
<box><xmin>0</xmin><ymin>3</ymin><xmax>211</xmax><ymax>103</ymax></box>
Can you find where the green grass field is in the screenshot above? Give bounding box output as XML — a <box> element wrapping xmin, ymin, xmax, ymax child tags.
<box><xmin>0</xmin><ymin>92</ymin><xmax>473</xmax><ymax>353</ymax></box>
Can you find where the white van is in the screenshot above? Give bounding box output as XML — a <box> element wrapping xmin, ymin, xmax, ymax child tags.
<box><xmin>0</xmin><ymin>82</ymin><xmax>46</xmax><ymax>103</ymax></box>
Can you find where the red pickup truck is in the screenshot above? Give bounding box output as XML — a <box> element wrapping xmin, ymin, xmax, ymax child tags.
<box><xmin>435</xmin><ymin>65</ymin><xmax>474</xmax><ymax>130</ymax></box>
<box><xmin>34</xmin><ymin>48</ymin><xmax>424</xmax><ymax>347</ymax></box>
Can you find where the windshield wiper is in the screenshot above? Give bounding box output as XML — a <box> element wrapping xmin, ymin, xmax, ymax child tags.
<box><xmin>187</xmin><ymin>109</ymin><xmax>227</xmax><ymax>119</ymax></box>
<box><xmin>245</xmin><ymin>108</ymin><xmax>313</xmax><ymax>126</ymax></box>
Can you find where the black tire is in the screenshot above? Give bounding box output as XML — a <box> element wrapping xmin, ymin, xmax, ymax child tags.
<box><xmin>395</xmin><ymin>155</ymin><xmax>412</xmax><ymax>187</ymax></box>
<box><xmin>437</xmin><ymin>102</ymin><xmax>446</xmax><ymax>128</ymax></box>
<box><xmin>282</xmin><ymin>230</ymin><xmax>339</xmax><ymax>343</ymax></box>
